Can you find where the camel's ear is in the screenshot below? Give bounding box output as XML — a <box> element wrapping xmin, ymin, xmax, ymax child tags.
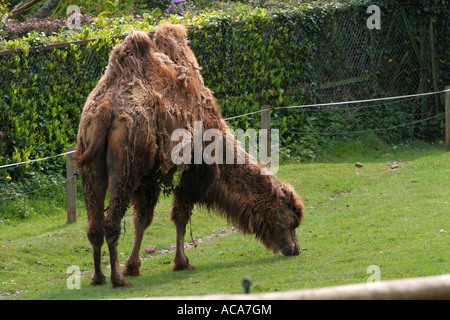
<box><xmin>287</xmin><ymin>191</ymin><xmax>294</xmax><ymax>208</ymax></box>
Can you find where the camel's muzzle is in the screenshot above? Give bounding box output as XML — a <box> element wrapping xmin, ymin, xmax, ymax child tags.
<box><xmin>282</xmin><ymin>243</ymin><xmax>300</xmax><ymax>256</ymax></box>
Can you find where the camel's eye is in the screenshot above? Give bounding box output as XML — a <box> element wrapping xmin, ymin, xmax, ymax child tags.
<box><xmin>292</xmin><ymin>215</ymin><xmax>300</xmax><ymax>229</ymax></box>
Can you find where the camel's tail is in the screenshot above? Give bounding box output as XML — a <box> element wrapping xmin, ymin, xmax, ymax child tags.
<box><xmin>73</xmin><ymin>98</ymin><xmax>113</xmax><ymax>167</ymax></box>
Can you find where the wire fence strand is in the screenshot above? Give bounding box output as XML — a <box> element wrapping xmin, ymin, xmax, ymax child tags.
<box><xmin>1</xmin><ymin>89</ymin><xmax>448</xmax><ymax>171</ymax></box>
<box><xmin>223</xmin><ymin>89</ymin><xmax>450</xmax><ymax>121</ymax></box>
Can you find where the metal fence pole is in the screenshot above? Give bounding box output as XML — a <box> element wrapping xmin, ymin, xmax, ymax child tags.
<box><xmin>261</xmin><ymin>105</ymin><xmax>271</xmax><ymax>158</ymax></box>
<box><xmin>66</xmin><ymin>146</ymin><xmax>77</xmax><ymax>223</ymax></box>
<box><xmin>446</xmin><ymin>86</ymin><xmax>450</xmax><ymax>152</ymax></box>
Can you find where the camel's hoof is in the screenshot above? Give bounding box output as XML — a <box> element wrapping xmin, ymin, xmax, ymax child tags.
<box><xmin>172</xmin><ymin>264</ymin><xmax>196</xmax><ymax>271</ymax></box>
<box><xmin>91</xmin><ymin>274</ymin><xmax>107</xmax><ymax>286</ymax></box>
<box><xmin>111</xmin><ymin>280</ymin><xmax>133</xmax><ymax>289</ymax></box>
<box><xmin>122</xmin><ymin>265</ymin><xmax>142</xmax><ymax>277</ymax></box>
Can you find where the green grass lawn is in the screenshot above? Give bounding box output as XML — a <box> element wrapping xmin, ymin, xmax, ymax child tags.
<box><xmin>0</xmin><ymin>142</ymin><xmax>449</xmax><ymax>299</ymax></box>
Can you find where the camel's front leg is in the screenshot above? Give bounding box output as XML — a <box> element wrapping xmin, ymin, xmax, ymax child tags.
<box><xmin>170</xmin><ymin>163</ymin><xmax>217</xmax><ymax>271</ymax></box>
<box><xmin>171</xmin><ymin>199</ymin><xmax>195</xmax><ymax>271</ymax></box>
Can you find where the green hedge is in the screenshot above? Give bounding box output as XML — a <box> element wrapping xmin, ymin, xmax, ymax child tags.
<box><xmin>0</xmin><ymin>38</ymin><xmax>119</xmax><ymax>179</ymax></box>
<box><xmin>0</xmin><ymin>1</ymin><xmax>449</xmax><ymax>180</ymax></box>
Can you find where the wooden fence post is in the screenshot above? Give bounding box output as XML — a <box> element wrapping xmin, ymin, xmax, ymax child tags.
<box><xmin>66</xmin><ymin>146</ymin><xmax>77</xmax><ymax>223</ymax></box>
<box><xmin>261</xmin><ymin>105</ymin><xmax>271</xmax><ymax>158</ymax></box>
<box><xmin>445</xmin><ymin>86</ymin><xmax>450</xmax><ymax>152</ymax></box>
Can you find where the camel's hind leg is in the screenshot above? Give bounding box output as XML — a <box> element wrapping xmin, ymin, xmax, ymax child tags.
<box><xmin>103</xmin><ymin>156</ymin><xmax>135</xmax><ymax>288</ymax></box>
<box><xmin>123</xmin><ymin>176</ymin><xmax>160</xmax><ymax>277</ymax></box>
<box><xmin>102</xmin><ymin>121</ymin><xmax>138</xmax><ymax>288</ymax></box>
<box><xmin>79</xmin><ymin>158</ymin><xmax>108</xmax><ymax>286</ymax></box>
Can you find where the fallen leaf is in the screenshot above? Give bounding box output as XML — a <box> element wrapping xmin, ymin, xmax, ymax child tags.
<box><xmin>240</xmin><ymin>253</ymin><xmax>255</xmax><ymax>257</ymax></box>
<box><xmin>355</xmin><ymin>162</ymin><xmax>363</xmax><ymax>167</ymax></box>
<box><xmin>391</xmin><ymin>164</ymin><xmax>399</xmax><ymax>169</ymax></box>
<box><xmin>144</xmin><ymin>245</ymin><xmax>157</xmax><ymax>253</ymax></box>
<box><xmin>440</xmin><ymin>229</ymin><xmax>446</xmax><ymax>234</ymax></box>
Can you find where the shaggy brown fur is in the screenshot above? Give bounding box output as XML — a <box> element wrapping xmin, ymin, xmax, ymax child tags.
<box><xmin>74</xmin><ymin>22</ymin><xmax>304</xmax><ymax>288</ymax></box>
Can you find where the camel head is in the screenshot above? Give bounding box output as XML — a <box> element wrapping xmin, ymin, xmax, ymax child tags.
<box><xmin>264</xmin><ymin>182</ymin><xmax>304</xmax><ymax>256</ymax></box>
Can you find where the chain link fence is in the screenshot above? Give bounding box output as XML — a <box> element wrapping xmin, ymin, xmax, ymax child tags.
<box><xmin>309</xmin><ymin>4</ymin><xmax>446</xmax><ymax>140</ymax></box>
